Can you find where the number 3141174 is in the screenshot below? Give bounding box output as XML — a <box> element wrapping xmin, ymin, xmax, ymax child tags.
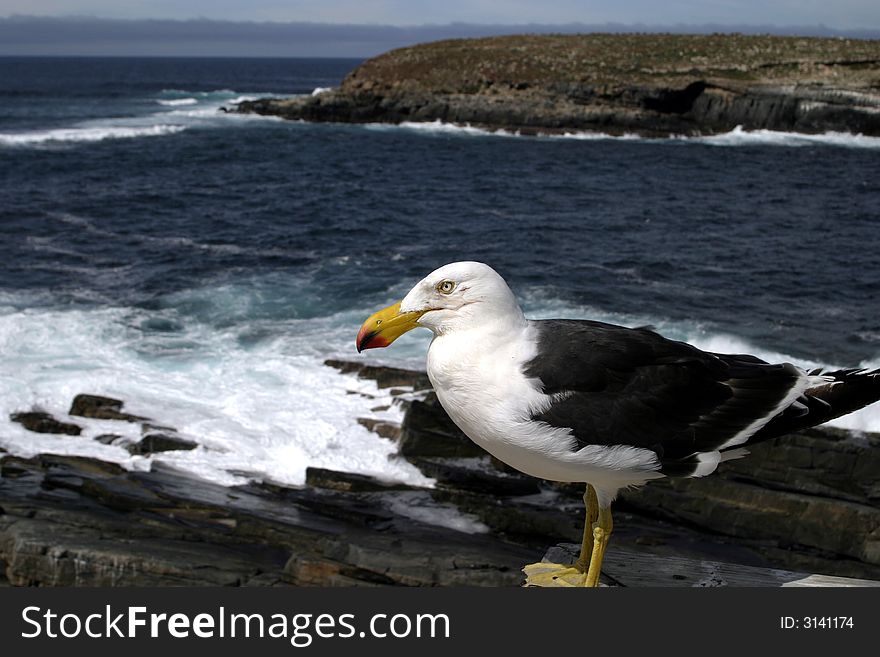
<box><xmin>780</xmin><ymin>617</ymin><xmax>854</xmax><ymax>629</ymax></box>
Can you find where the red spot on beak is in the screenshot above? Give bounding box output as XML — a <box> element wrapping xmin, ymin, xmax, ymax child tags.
<box><xmin>357</xmin><ymin>301</ymin><xmax>414</xmax><ymax>353</ymax></box>
<box><xmin>356</xmin><ymin>325</ymin><xmax>390</xmax><ymax>352</ymax></box>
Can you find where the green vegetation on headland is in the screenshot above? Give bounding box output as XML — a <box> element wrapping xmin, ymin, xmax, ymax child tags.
<box><xmin>237</xmin><ymin>33</ymin><xmax>880</xmax><ymax>136</ymax></box>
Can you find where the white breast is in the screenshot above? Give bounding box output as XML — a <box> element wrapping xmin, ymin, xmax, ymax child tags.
<box><xmin>424</xmin><ymin>322</ymin><xmax>663</xmax><ymax>499</ymax></box>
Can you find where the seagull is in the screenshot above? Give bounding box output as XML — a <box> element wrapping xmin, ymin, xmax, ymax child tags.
<box><xmin>356</xmin><ymin>261</ymin><xmax>880</xmax><ymax>587</ymax></box>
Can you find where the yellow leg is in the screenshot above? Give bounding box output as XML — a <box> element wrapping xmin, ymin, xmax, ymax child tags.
<box><xmin>523</xmin><ymin>484</ymin><xmax>598</xmax><ymax>587</ymax></box>
<box><xmin>574</xmin><ymin>484</ymin><xmax>598</xmax><ymax>573</ymax></box>
<box><xmin>584</xmin><ymin>505</ymin><xmax>613</xmax><ymax>587</ymax></box>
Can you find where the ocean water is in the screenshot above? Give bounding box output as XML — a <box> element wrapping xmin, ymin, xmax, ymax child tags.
<box><xmin>1</xmin><ymin>57</ymin><xmax>878</xmax><ymax>487</ymax></box>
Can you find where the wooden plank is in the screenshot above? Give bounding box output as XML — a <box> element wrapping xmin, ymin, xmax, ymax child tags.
<box><xmin>526</xmin><ymin>543</ymin><xmax>880</xmax><ymax>587</ymax></box>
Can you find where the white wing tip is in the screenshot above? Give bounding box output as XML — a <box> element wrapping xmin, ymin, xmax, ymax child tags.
<box><xmin>691</xmin><ymin>452</ymin><xmax>721</xmax><ymax>477</ymax></box>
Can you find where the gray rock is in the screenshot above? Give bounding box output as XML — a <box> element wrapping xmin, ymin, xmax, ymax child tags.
<box><xmin>324</xmin><ymin>359</ymin><xmax>431</xmax><ymax>390</ymax></box>
<box><xmin>620</xmin><ymin>471</ymin><xmax>880</xmax><ymax>570</ymax></box>
<box><xmin>284</xmin><ymin>527</ymin><xmax>532</xmax><ymax>587</ymax></box>
<box><xmin>356</xmin><ymin>417</ymin><xmax>400</xmax><ymax>440</ymax></box>
<box><xmin>0</xmin><ymin>452</ymin><xmax>537</xmax><ymax>587</ymax></box>
<box><xmin>141</xmin><ymin>423</ymin><xmax>177</xmax><ymax>435</ymax></box>
<box><xmin>617</xmin><ymin>426</ymin><xmax>880</xmax><ymax>574</ymax></box>
<box><xmin>399</xmin><ymin>394</ymin><xmax>485</xmax><ymax>458</ymax></box>
<box><xmin>10</xmin><ymin>411</ymin><xmax>82</xmax><ymax>436</ymax></box>
<box><xmin>238</xmin><ymin>83</ymin><xmax>880</xmax><ymax>137</ymax></box>
<box><xmin>720</xmin><ymin>429</ymin><xmax>880</xmax><ymax>504</ymax></box>
<box><xmin>408</xmin><ymin>456</ymin><xmax>541</xmax><ymax>496</ymax></box>
<box><xmin>94</xmin><ymin>434</ymin><xmax>122</xmax><ymax>445</ymax></box>
<box><xmin>3</xmin><ymin>375</ymin><xmax>880</xmax><ymax>587</ymax></box>
<box><xmin>69</xmin><ymin>394</ymin><xmax>148</xmax><ymax>422</ymax></box>
<box><xmin>127</xmin><ymin>434</ymin><xmax>198</xmax><ymax>455</ymax></box>
<box><xmin>305</xmin><ymin>467</ymin><xmax>417</xmax><ymax>493</ymax></box>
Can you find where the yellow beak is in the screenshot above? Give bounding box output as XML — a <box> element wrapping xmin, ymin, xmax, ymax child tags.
<box><xmin>356</xmin><ymin>302</ymin><xmax>425</xmax><ymax>352</ymax></box>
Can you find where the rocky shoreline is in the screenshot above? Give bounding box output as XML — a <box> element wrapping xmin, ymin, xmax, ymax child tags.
<box><xmin>2</xmin><ymin>359</ymin><xmax>879</xmax><ymax>586</ymax></box>
<box><xmin>236</xmin><ymin>34</ymin><xmax>880</xmax><ymax>137</ymax></box>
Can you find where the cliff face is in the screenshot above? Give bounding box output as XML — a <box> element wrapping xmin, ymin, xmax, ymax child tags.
<box><xmin>237</xmin><ymin>34</ymin><xmax>880</xmax><ymax>135</ymax></box>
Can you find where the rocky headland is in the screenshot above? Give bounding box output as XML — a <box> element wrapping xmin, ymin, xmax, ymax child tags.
<box><xmin>236</xmin><ymin>34</ymin><xmax>880</xmax><ymax>136</ymax></box>
<box><xmin>1</xmin><ymin>359</ymin><xmax>879</xmax><ymax>586</ymax></box>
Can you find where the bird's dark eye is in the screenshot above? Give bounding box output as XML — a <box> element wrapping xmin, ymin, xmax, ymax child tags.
<box><xmin>436</xmin><ymin>280</ymin><xmax>456</xmax><ymax>294</ymax></box>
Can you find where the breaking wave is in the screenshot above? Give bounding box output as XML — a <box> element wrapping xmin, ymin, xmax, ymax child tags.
<box><xmin>0</xmin><ymin>88</ymin><xmax>278</xmax><ymax>149</ymax></box>
<box><xmin>686</xmin><ymin>125</ymin><xmax>880</xmax><ymax>149</ymax></box>
<box><xmin>156</xmin><ymin>97</ymin><xmax>198</xmax><ymax>106</ymax></box>
<box><xmin>361</xmin><ymin>118</ymin><xmax>880</xmax><ymax>149</ymax></box>
<box><xmin>0</xmin><ymin>124</ymin><xmax>186</xmax><ymax>146</ymax></box>
<box><xmin>0</xmin><ymin>285</ymin><xmax>433</xmax><ymax>489</ymax></box>
<box><xmin>1</xmin><ymin>277</ymin><xmax>875</xmax><ymax>493</ymax></box>
<box><xmin>366</xmin><ymin>119</ymin><xmax>518</xmax><ymax>138</ymax></box>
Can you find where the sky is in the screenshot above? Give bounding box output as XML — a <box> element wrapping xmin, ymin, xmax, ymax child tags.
<box><xmin>0</xmin><ymin>2</ymin><xmax>878</xmax><ymax>57</ymax></box>
<box><xmin>2</xmin><ymin>1</ymin><xmax>879</xmax><ymax>28</ymax></box>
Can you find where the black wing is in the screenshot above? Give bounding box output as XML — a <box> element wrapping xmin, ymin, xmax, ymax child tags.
<box><xmin>523</xmin><ymin>320</ymin><xmax>804</xmax><ymax>476</ymax></box>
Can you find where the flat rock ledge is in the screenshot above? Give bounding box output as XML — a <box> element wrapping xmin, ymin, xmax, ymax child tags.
<box><xmin>1</xmin><ymin>359</ymin><xmax>879</xmax><ymax>586</ymax></box>
<box><xmin>526</xmin><ymin>544</ymin><xmax>880</xmax><ymax>587</ymax></box>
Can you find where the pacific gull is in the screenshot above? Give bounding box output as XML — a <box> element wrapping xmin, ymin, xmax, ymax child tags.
<box><xmin>357</xmin><ymin>261</ymin><xmax>880</xmax><ymax>587</ymax></box>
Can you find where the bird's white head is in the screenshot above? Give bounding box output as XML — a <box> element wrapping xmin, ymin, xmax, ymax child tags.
<box><xmin>357</xmin><ymin>261</ymin><xmax>524</xmax><ymax>352</ymax></box>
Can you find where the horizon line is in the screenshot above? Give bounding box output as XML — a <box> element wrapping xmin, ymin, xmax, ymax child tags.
<box><xmin>3</xmin><ymin>14</ymin><xmax>879</xmax><ymax>30</ymax></box>
<box><xmin>2</xmin><ymin>16</ymin><xmax>876</xmax><ymax>59</ymax></box>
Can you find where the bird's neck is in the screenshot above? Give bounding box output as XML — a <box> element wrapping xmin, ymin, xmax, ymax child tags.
<box><xmin>426</xmin><ymin>313</ymin><xmax>530</xmax><ymax>385</ymax></box>
<box><xmin>422</xmin><ymin>295</ymin><xmax>526</xmax><ymax>337</ymax></box>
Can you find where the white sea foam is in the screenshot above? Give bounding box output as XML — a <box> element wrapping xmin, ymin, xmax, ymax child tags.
<box><xmin>0</xmin><ymin>124</ymin><xmax>186</xmax><ymax>146</ymax></box>
<box><xmin>551</xmin><ymin>126</ymin><xmax>880</xmax><ymax>148</ymax></box>
<box><xmin>146</xmin><ymin>91</ymin><xmax>279</xmax><ymax>125</ymax></box>
<box><xmin>552</xmin><ymin>130</ymin><xmax>641</xmax><ymax>141</ymax></box>
<box><xmin>1</xmin><ymin>281</ymin><xmax>876</xmax><ymax>493</ymax></box>
<box><xmin>0</xmin><ymin>297</ymin><xmax>433</xmax><ymax>488</ymax></box>
<box><xmin>358</xmin><ymin>118</ymin><xmax>880</xmax><ymax>149</ymax></box>
<box><xmin>550</xmin><ymin>125</ymin><xmax>880</xmax><ymax>148</ymax></box>
<box><xmin>156</xmin><ymin>98</ymin><xmax>198</xmax><ymax>106</ymax></box>
<box><xmin>311</xmin><ymin>87</ymin><xmax>333</xmax><ymax>96</ymax></box>
<box><xmin>368</xmin><ymin>119</ymin><xmax>518</xmax><ymax>138</ymax></box>
<box><xmin>1</xmin><ymin>89</ymin><xmax>281</xmax><ymax>149</ymax></box>
<box><xmin>688</xmin><ymin>125</ymin><xmax>880</xmax><ymax>149</ymax></box>
<box><xmin>227</xmin><ymin>95</ymin><xmax>263</xmax><ymax>105</ymax></box>
<box><xmin>548</xmin><ymin>124</ymin><xmax>880</xmax><ymax>149</ymax></box>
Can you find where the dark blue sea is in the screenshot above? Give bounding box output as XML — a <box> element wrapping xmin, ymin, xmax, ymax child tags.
<box><xmin>1</xmin><ymin>57</ymin><xmax>878</xmax><ymax>486</ymax></box>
